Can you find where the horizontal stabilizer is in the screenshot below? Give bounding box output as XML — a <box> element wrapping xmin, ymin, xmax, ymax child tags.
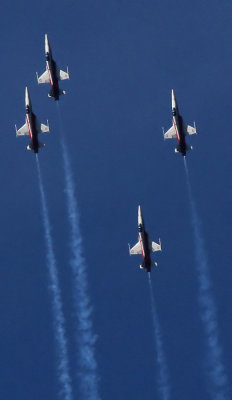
<box><xmin>59</xmin><ymin>88</ymin><xmax>66</xmax><ymax>95</ymax></box>
<box><xmin>153</xmin><ymin>262</ymin><xmax>158</xmax><ymax>267</ymax></box>
<box><xmin>48</xmin><ymin>88</ymin><xmax>53</xmax><ymax>98</ymax></box>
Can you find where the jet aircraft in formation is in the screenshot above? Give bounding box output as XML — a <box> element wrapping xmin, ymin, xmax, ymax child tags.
<box><xmin>36</xmin><ymin>34</ymin><xmax>69</xmax><ymax>101</ymax></box>
<box><xmin>14</xmin><ymin>37</ymin><xmax>198</xmax><ymax>273</ymax></box>
<box><xmin>15</xmin><ymin>35</ymin><xmax>69</xmax><ymax>153</ymax></box>
<box><xmin>129</xmin><ymin>205</ymin><xmax>162</xmax><ymax>273</ymax></box>
<box><xmin>15</xmin><ymin>87</ymin><xmax>49</xmax><ymax>153</ymax></box>
<box><xmin>163</xmin><ymin>90</ymin><xmax>197</xmax><ymax>156</ymax></box>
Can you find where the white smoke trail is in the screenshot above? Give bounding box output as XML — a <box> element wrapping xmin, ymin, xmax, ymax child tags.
<box><xmin>184</xmin><ymin>157</ymin><xmax>230</xmax><ymax>400</ymax></box>
<box><xmin>56</xmin><ymin>104</ymin><xmax>101</xmax><ymax>400</ymax></box>
<box><xmin>36</xmin><ymin>155</ymin><xmax>73</xmax><ymax>400</ymax></box>
<box><xmin>148</xmin><ymin>273</ymin><xmax>170</xmax><ymax>400</ymax></box>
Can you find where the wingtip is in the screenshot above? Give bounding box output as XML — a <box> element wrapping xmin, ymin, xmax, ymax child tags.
<box><xmin>162</xmin><ymin>127</ymin><xmax>165</xmax><ymax>140</ymax></box>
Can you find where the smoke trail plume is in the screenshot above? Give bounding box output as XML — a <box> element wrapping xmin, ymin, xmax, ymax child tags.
<box><xmin>36</xmin><ymin>155</ymin><xmax>73</xmax><ymax>400</ymax></box>
<box><xmin>184</xmin><ymin>158</ymin><xmax>230</xmax><ymax>400</ymax></box>
<box><xmin>148</xmin><ymin>273</ymin><xmax>170</xmax><ymax>400</ymax></box>
<box><xmin>56</xmin><ymin>104</ymin><xmax>101</xmax><ymax>400</ymax></box>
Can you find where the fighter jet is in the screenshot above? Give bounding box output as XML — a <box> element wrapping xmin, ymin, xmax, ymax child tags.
<box><xmin>128</xmin><ymin>205</ymin><xmax>162</xmax><ymax>272</ymax></box>
<box><xmin>36</xmin><ymin>34</ymin><xmax>69</xmax><ymax>101</ymax></box>
<box><xmin>163</xmin><ymin>90</ymin><xmax>197</xmax><ymax>156</ymax></box>
<box><xmin>15</xmin><ymin>87</ymin><xmax>50</xmax><ymax>153</ymax></box>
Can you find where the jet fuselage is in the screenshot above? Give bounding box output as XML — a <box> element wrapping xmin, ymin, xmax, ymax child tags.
<box><xmin>25</xmin><ymin>88</ymin><xmax>40</xmax><ymax>153</ymax></box>
<box><xmin>172</xmin><ymin>108</ymin><xmax>188</xmax><ymax>156</ymax></box>
<box><xmin>46</xmin><ymin>52</ymin><xmax>60</xmax><ymax>101</ymax></box>
<box><xmin>138</xmin><ymin>221</ymin><xmax>152</xmax><ymax>273</ymax></box>
<box><xmin>37</xmin><ymin>34</ymin><xmax>69</xmax><ymax>100</ymax></box>
<box><xmin>26</xmin><ymin>107</ymin><xmax>39</xmax><ymax>153</ymax></box>
<box><xmin>16</xmin><ymin>87</ymin><xmax>48</xmax><ymax>152</ymax></box>
<box><xmin>129</xmin><ymin>205</ymin><xmax>161</xmax><ymax>272</ymax></box>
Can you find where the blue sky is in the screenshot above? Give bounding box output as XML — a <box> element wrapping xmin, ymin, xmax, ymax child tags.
<box><xmin>0</xmin><ymin>0</ymin><xmax>232</xmax><ymax>399</ymax></box>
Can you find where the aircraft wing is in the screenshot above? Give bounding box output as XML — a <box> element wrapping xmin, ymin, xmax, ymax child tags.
<box><xmin>186</xmin><ymin>124</ymin><xmax>197</xmax><ymax>135</ymax></box>
<box><xmin>16</xmin><ymin>122</ymin><xmax>29</xmax><ymax>136</ymax></box>
<box><xmin>163</xmin><ymin>125</ymin><xmax>176</xmax><ymax>139</ymax></box>
<box><xmin>129</xmin><ymin>241</ymin><xmax>142</xmax><ymax>255</ymax></box>
<box><xmin>36</xmin><ymin>120</ymin><xmax>50</xmax><ymax>133</ymax></box>
<box><xmin>39</xmin><ymin>123</ymin><xmax>50</xmax><ymax>133</ymax></box>
<box><xmin>57</xmin><ymin>69</ymin><xmax>69</xmax><ymax>81</ymax></box>
<box><xmin>150</xmin><ymin>240</ymin><xmax>162</xmax><ymax>252</ymax></box>
<box><xmin>37</xmin><ymin>70</ymin><xmax>50</xmax><ymax>84</ymax></box>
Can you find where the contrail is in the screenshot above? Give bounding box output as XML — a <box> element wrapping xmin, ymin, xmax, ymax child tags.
<box><xmin>56</xmin><ymin>103</ymin><xmax>101</xmax><ymax>400</ymax></box>
<box><xmin>36</xmin><ymin>155</ymin><xmax>73</xmax><ymax>400</ymax></box>
<box><xmin>184</xmin><ymin>157</ymin><xmax>230</xmax><ymax>400</ymax></box>
<box><xmin>148</xmin><ymin>273</ymin><xmax>170</xmax><ymax>400</ymax></box>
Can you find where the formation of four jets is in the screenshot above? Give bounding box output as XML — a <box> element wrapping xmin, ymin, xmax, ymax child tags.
<box><xmin>14</xmin><ymin>34</ymin><xmax>197</xmax><ymax>273</ymax></box>
<box><xmin>15</xmin><ymin>34</ymin><xmax>69</xmax><ymax>153</ymax></box>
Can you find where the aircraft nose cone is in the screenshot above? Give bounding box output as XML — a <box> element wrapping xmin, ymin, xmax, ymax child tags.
<box><xmin>25</xmin><ymin>86</ymin><xmax>29</xmax><ymax>105</ymax></box>
<box><xmin>171</xmin><ymin>89</ymin><xmax>176</xmax><ymax>109</ymax></box>
<box><xmin>138</xmin><ymin>205</ymin><xmax>142</xmax><ymax>225</ymax></box>
<box><xmin>45</xmin><ymin>33</ymin><xmax>49</xmax><ymax>53</ymax></box>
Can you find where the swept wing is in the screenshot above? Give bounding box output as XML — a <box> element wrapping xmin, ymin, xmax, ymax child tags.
<box><xmin>15</xmin><ymin>123</ymin><xmax>29</xmax><ymax>136</ymax></box>
<box><xmin>129</xmin><ymin>241</ymin><xmax>142</xmax><ymax>255</ymax></box>
<box><xmin>163</xmin><ymin>125</ymin><xmax>176</xmax><ymax>139</ymax></box>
